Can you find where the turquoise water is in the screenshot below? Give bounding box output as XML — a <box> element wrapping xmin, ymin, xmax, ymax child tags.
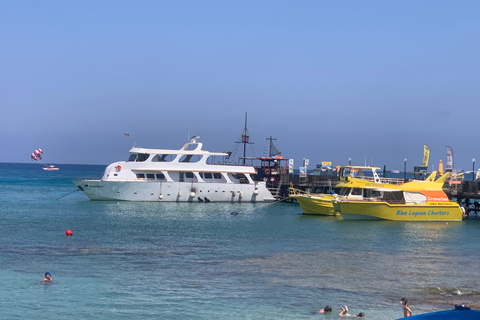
<box><xmin>1</xmin><ymin>163</ymin><xmax>479</xmax><ymax>319</ymax></box>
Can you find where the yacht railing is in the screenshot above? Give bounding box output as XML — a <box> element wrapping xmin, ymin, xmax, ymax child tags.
<box><xmin>349</xmin><ymin>176</ymin><xmax>405</xmax><ymax>184</ymax></box>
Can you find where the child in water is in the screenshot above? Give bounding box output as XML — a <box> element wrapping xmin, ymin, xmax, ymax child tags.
<box><xmin>42</xmin><ymin>272</ymin><xmax>52</xmax><ymax>282</ymax></box>
<box><xmin>339</xmin><ymin>305</ymin><xmax>365</xmax><ymax>317</ymax></box>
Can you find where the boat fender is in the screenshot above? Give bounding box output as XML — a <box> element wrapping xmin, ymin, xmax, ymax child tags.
<box><xmin>190</xmin><ymin>192</ymin><xmax>196</xmax><ymax>198</ymax></box>
<box><xmin>231</xmin><ymin>190</ymin><xmax>236</xmax><ymax>196</ymax></box>
<box><xmin>115</xmin><ymin>165</ymin><xmax>121</xmax><ymax>171</ymax></box>
<box><xmin>239</xmin><ymin>191</ymin><xmax>243</xmax><ymax>197</ymax></box>
<box><xmin>158</xmin><ymin>194</ymin><xmax>163</xmax><ymax>200</ymax></box>
<box><xmin>265</xmin><ymin>169</ymin><xmax>270</xmax><ymax>175</ymax></box>
<box><xmin>253</xmin><ymin>189</ymin><xmax>259</xmax><ymax>195</ymax></box>
<box><xmin>177</xmin><ymin>190</ymin><xmax>181</xmax><ymax>197</ymax></box>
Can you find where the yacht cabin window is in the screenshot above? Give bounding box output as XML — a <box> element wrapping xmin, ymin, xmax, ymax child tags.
<box><xmin>128</xmin><ymin>153</ymin><xmax>150</xmax><ymax>162</ymax></box>
<box><xmin>179</xmin><ymin>154</ymin><xmax>201</xmax><ymax>163</ymax></box>
<box><xmin>232</xmin><ymin>173</ymin><xmax>249</xmax><ymax>184</ymax></box>
<box><xmin>136</xmin><ymin>173</ymin><xmax>145</xmax><ymax>179</ymax></box>
<box><xmin>137</xmin><ymin>153</ymin><xmax>149</xmax><ymax>162</ymax></box>
<box><xmin>203</xmin><ymin>172</ymin><xmax>213</xmax><ymax>179</ymax></box>
<box><xmin>156</xmin><ymin>173</ymin><xmax>166</xmax><ymax>180</ymax></box>
<box><xmin>152</xmin><ymin>154</ymin><xmax>172</xmax><ymax>162</ymax></box>
<box><xmin>185</xmin><ymin>172</ymin><xmax>194</xmax><ymax>179</ymax></box>
<box><xmin>146</xmin><ymin>173</ymin><xmax>155</xmax><ymax>180</ymax></box>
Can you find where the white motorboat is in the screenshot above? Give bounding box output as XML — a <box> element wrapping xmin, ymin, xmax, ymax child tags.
<box><xmin>43</xmin><ymin>165</ymin><xmax>59</xmax><ymax>171</ymax></box>
<box><xmin>73</xmin><ymin>137</ymin><xmax>276</xmax><ymax>202</ymax></box>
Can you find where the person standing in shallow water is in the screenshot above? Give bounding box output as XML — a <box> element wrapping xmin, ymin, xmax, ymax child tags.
<box><xmin>401</xmin><ymin>297</ymin><xmax>412</xmax><ymax>317</ymax></box>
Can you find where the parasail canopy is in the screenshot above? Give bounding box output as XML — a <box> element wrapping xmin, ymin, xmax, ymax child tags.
<box><xmin>31</xmin><ymin>148</ymin><xmax>43</xmax><ymax>161</ymax></box>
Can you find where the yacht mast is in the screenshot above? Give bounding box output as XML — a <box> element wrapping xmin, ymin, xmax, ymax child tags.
<box><xmin>235</xmin><ymin>112</ymin><xmax>253</xmax><ymax>165</ymax></box>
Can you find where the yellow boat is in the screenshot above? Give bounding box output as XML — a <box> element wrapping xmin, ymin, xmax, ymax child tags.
<box><xmin>333</xmin><ymin>173</ymin><xmax>465</xmax><ymax>221</ymax></box>
<box><xmin>290</xmin><ymin>166</ymin><xmax>407</xmax><ymax>216</ymax></box>
<box><xmin>290</xmin><ymin>193</ymin><xmax>336</xmax><ymax>215</ymax></box>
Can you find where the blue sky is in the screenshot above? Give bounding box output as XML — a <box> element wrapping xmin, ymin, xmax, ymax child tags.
<box><xmin>1</xmin><ymin>1</ymin><xmax>479</xmax><ymax>171</ymax></box>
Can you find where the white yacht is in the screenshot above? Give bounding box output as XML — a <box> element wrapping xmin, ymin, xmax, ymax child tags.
<box><xmin>73</xmin><ymin>137</ymin><xmax>276</xmax><ymax>202</ymax></box>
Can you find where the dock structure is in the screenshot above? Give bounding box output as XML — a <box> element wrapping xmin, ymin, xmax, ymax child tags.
<box><xmin>271</xmin><ymin>171</ymin><xmax>480</xmax><ymax>219</ymax></box>
<box><xmin>445</xmin><ymin>180</ymin><xmax>480</xmax><ymax>218</ymax></box>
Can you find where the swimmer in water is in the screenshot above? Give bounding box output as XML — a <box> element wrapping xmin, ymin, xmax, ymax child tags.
<box><xmin>318</xmin><ymin>305</ymin><xmax>332</xmax><ymax>313</ymax></box>
<box><xmin>339</xmin><ymin>306</ymin><xmax>365</xmax><ymax>317</ymax></box>
<box><xmin>42</xmin><ymin>272</ymin><xmax>52</xmax><ymax>282</ymax></box>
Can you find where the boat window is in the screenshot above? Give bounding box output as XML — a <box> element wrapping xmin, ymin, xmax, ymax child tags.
<box><xmin>384</xmin><ymin>191</ymin><xmax>405</xmax><ymax>203</ymax></box>
<box><xmin>338</xmin><ymin>188</ymin><xmax>350</xmax><ymax>196</ymax></box>
<box><xmin>179</xmin><ymin>154</ymin><xmax>201</xmax><ymax>163</ymax></box>
<box><xmin>179</xmin><ymin>172</ymin><xmax>184</xmax><ymax>182</ymax></box>
<box><xmin>364</xmin><ymin>189</ymin><xmax>382</xmax><ymax>199</ymax></box>
<box><xmin>152</xmin><ymin>154</ymin><xmax>172</xmax><ymax>162</ymax></box>
<box><xmin>136</xmin><ymin>153</ymin><xmax>150</xmax><ymax>162</ymax></box>
<box><xmin>185</xmin><ymin>172</ymin><xmax>194</xmax><ymax>179</ymax></box>
<box><xmin>156</xmin><ymin>173</ymin><xmax>166</xmax><ymax>180</ymax></box>
<box><xmin>128</xmin><ymin>154</ymin><xmax>137</xmax><ymax>162</ymax></box>
<box><xmin>179</xmin><ymin>155</ymin><xmax>193</xmax><ymax>162</ymax></box>
<box><xmin>232</xmin><ymin>173</ymin><xmax>249</xmax><ymax>184</ymax></box>
<box><xmin>146</xmin><ymin>173</ymin><xmax>155</xmax><ymax>180</ymax></box>
<box><xmin>136</xmin><ymin>173</ymin><xmax>145</xmax><ymax>179</ymax></box>
<box><xmin>204</xmin><ymin>172</ymin><xmax>213</xmax><ymax>179</ymax></box>
<box><xmin>351</xmin><ymin>188</ymin><xmax>363</xmax><ymax>196</ymax></box>
<box><xmin>213</xmin><ymin>173</ymin><xmax>222</xmax><ymax>179</ymax></box>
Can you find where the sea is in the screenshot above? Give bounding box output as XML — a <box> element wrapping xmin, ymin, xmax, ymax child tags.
<box><xmin>1</xmin><ymin>162</ymin><xmax>479</xmax><ymax>320</ymax></box>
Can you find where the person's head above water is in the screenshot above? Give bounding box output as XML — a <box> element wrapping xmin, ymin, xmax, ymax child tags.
<box><xmin>401</xmin><ymin>297</ymin><xmax>408</xmax><ymax>305</ymax></box>
<box><xmin>319</xmin><ymin>305</ymin><xmax>332</xmax><ymax>313</ymax></box>
<box><xmin>357</xmin><ymin>312</ymin><xmax>365</xmax><ymax>317</ymax></box>
<box><xmin>43</xmin><ymin>272</ymin><xmax>52</xmax><ymax>281</ymax></box>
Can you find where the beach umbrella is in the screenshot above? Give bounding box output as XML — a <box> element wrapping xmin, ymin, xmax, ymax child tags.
<box><xmin>438</xmin><ymin>160</ymin><xmax>444</xmax><ymax>176</ymax></box>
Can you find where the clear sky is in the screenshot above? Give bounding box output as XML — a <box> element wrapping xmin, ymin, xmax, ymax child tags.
<box><xmin>1</xmin><ymin>1</ymin><xmax>479</xmax><ymax>171</ymax></box>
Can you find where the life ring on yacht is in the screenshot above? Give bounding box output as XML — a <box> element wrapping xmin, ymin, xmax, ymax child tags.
<box><xmin>265</xmin><ymin>169</ymin><xmax>270</xmax><ymax>174</ymax></box>
<box><xmin>115</xmin><ymin>165</ymin><xmax>121</xmax><ymax>171</ymax></box>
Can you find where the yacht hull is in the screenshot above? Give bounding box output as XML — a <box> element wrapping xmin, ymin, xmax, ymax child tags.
<box><xmin>73</xmin><ymin>180</ymin><xmax>275</xmax><ymax>202</ymax></box>
<box><xmin>337</xmin><ymin>201</ymin><xmax>463</xmax><ymax>221</ymax></box>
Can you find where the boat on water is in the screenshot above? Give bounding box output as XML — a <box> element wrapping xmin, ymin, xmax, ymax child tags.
<box><xmin>73</xmin><ymin>137</ymin><xmax>276</xmax><ymax>202</ymax></box>
<box><xmin>333</xmin><ymin>172</ymin><xmax>464</xmax><ymax>221</ymax></box>
<box><xmin>290</xmin><ymin>166</ymin><xmax>406</xmax><ymax>215</ymax></box>
<box><xmin>42</xmin><ymin>165</ymin><xmax>59</xmax><ymax>171</ymax></box>
<box><xmin>397</xmin><ymin>305</ymin><xmax>480</xmax><ymax>319</ymax></box>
